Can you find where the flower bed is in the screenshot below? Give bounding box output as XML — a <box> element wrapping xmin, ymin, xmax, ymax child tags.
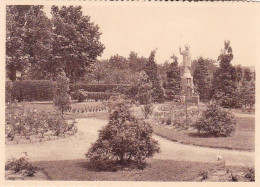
<box><xmin>5</xmin><ymin>102</ymin><xmax>77</xmax><ymax>144</ymax></box>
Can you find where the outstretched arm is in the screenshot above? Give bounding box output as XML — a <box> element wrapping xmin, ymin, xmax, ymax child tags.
<box><xmin>179</xmin><ymin>47</ymin><xmax>182</xmax><ymax>55</ymax></box>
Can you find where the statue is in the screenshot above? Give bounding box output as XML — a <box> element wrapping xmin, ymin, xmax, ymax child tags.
<box><xmin>179</xmin><ymin>44</ymin><xmax>191</xmax><ymax>69</ymax></box>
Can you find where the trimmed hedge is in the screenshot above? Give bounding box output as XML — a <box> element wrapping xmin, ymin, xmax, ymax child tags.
<box><xmin>6</xmin><ymin>81</ymin><xmax>133</xmax><ymax>102</ymax></box>
<box><xmin>71</xmin><ymin>90</ymin><xmax>118</xmax><ymax>102</ymax></box>
<box><xmin>69</xmin><ymin>84</ymin><xmax>132</xmax><ymax>93</ymax></box>
<box><xmin>6</xmin><ymin>80</ymin><xmax>55</xmax><ymax>102</ymax></box>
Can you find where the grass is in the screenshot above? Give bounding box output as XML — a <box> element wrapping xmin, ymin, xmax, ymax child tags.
<box><xmin>150</xmin><ymin>116</ymin><xmax>255</xmax><ymax>151</ymax></box>
<box><xmin>33</xmin><ymin>159</ymin><xmax>246</xmax><ymax>181</ymax></box>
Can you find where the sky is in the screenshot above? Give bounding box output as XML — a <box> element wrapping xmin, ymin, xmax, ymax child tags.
<box><xmin>43</xmin><ymin>3</ymin><xmax>259</xmax><ymax>66</ymax></box>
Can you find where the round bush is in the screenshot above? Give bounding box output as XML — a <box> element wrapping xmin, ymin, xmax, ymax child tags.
<box><xmin>85</xmin><ymin>96</ymin><xmax>160</xmax><ymax>170</ymax></box>
<box><xmin>193</xmin><ymin>105</ymin><xmax>236</xmax><ymax>137</ymax></box>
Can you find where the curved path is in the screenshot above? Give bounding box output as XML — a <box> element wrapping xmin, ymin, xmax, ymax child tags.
<box><xmin>6</xmin><ymin>118</ymin><xmax>254</xmax><ymax>167</ymax></box>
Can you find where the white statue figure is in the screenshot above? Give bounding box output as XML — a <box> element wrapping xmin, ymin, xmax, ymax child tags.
<box><xmin>179</xmin><ymin>44</ymin><xmax>191</xmax><ymax>69</ymax></box>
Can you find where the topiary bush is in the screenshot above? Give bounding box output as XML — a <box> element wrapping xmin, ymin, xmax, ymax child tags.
<box><xmin>85</xmin><ymin>96</ymin><xmax>160</xmax><ymax>170</ymax></box>
<box><xmin>193</xmin><ymin>105</ymin><xmax>236</xmax><ymax>137</ymax></box>
<box><xmin>53</xmin><ymin>70</ymin><xmax>72</xmax><ymax>114</ymax></box>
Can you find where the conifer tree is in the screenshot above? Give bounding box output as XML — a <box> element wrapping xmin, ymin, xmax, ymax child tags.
<box><xmin>145</xmin><ymin>50</ymin><xmax>165</xmax><ymax>103</ymax></box>
<box><xmin>210</xmin><ymin>41</ymin><xmax>237</xmax><ymax>107</ymax></box>
<box><xmin>166</xmin><ymin>54</ymin><xmax>181</xmax><ymax>99</ymax></box>
<box><xmin>193</xmin><ymin>57</ymin><xmax>210</xmax><ymax>101</ymax></box>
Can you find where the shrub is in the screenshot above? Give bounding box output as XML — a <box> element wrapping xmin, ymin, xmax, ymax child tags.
<box><xmin>86</xmin><ymin>96</ymin><xmax>160</xmax><ymax>170</ymax></box>
<box><xmin>53</xmin><ymin>71</ymin><xmax>72</xmax><ymax>114</ymax></box>
<box><xmin>141</xmin><ymin>104</ymin><xmax>154</xmax><ymax>119</ymax></box>
<box><xmin>193</xmin><ymin>105</ymin><xmax>236</xmax><ymax>137</ymax></box>
<box><xmin>5</xmin><ymin>155</ymin><xmax>38</xmax><ymax>176</ymax></box>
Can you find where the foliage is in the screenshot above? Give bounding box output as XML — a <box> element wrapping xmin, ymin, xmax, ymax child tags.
<box><xmin>237</xmin><ymin>67</ymin><xmax>255</xmax><ymax>111</ymax></box>
<box><xmin>71</xmin><ymin>89</ymin><xmax>116</xmax><ymax>102</ymax></box>
<box><xmin>210</xmin><ymin>41</ymin><xmax>237</xmax><ymax>108</ymax></box>
<box><xmin>141</xmin><ymin>104</ymin><xmax>154</xmax><ymax>119</ymax></box>
<box><xmin>53</xmin><ymin>70</ymin><xmax>72</xmax><ymax>114</ymax></box>
<box><xmin>135</xmin><ymin>71</ymin><xmax>153</xmax><ymax>105</ymax></box>
<box><xmin>51</xmin><ymin>6</ymin><xmax>105</xmax><ymax>83</ymax></box>
<box><xmin>69</xmin><ymin>84</ymin><xmax>132</xmax><ymax>93</ymax></box>
<box><xmin>6</xmin><ymin>5</ymin><xmax>52</xmax><ymax>81</ymax></box>
<box><xmin>244</xmin><ymin>167</ymin><xmax>255</xmax><ymax>181</ymax></box>
<box><xmin>5</xmin><ymin>102</ymin><xmax>77</xmax><ymax>144</ymax></box>
<box><xmin>5</xmin><ymin>155</ymin><xmax>38</xmax><ymax>176</ymax></box>
<box><xmin>86</xmin><ymin>96</ymin><xmax>160</xmax><ymax>170</ymax></box>
<box><xmin>6</xmin><ymin>80</ymin><xmax>55</xmax><ymax>102</ymax></box>
<box><xmin>5</xmin><ymin>81</ymin><xmax>13</xmax><ymax>103</ymax></box>
<box><xmin>193</xmin><ymin>105</ymin><xmax>236</xmax><ymax>137</ymax></box>
<box><xmin>193</xmin><ymin>57</ymin><xmax>210</xmax><ymax>101</ymax></box>
<box><xmin>165</xmin><ymin>54</ymin><xmax>181</xmax><ymax>99</ymax></box>
<box><xmin>145</xmin><ymin>50</ymin><xmax>165</xmax><ymax>103</ymax></box>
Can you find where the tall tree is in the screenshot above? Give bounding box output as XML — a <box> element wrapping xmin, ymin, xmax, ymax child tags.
<box><xmin>144</xmin><ymin>50</ymin><xmax>165</xmax><ymax>103</ymax></box>
<box><xmin>193</xmin><ymin>57</ymin><xmax>210</xmax><ymax>101</ymax></box>
<box><xmin>6</xmin><ymin>5</ymin><xmax>52</xmax><ymax>81</ymax></box>
<box><xmin>128</xmin><ymin>51</ymin><xmax>147</xmax><ymax>72</ymax></box>
<box><xmin>210</xmin><ymin>41</ymin><xmax>237</xmax><ymax>107</ymax></box>
<box><xmin>51</xmin><ymin>6</ymin><xmax>105</xmax><ymax>83</ymax></box>
<box><xmin>165</xmin><ymin>54</ymin><xmax>181</xmax><ymax>99</ymax></box>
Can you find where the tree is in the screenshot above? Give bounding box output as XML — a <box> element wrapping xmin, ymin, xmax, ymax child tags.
<box><xmin>51</xmin><ymin>6</ymin><xmax>105</xmax><ymax>83</ymax></box>
<box><xmin>239</xmin><ymin>68</ymin><xmax>255</xmax><ymax>111</ymax></box>
<box><xmin>108</xmin><ymin>54</ymin><xmax>128</xmax><ymax>70</ymax></box>
<box><xmin>193</xmin><ymin>57</ymin><xmax>210</xmax><ymax>101</ymax></box>
<box><xmin>165</xmin><ymin>54</ymin><xmax>181</xmax><ymax>99</ymax></box>
<box><xmin>85</xmin><ymin>96</ymin><xmax>160</xmax><ymax>170</ymax></box>
<box><xmin>6</xmin><ymin>5</ymin><xmax>52</xmax><ymax>81</ymax></box>
<box><xmin>53</xmin><ymin>70</ymin><xmax>72</xmax><ymax>114</ymax></box>
<box><xmin>135</xmin><ymin>71</ymin><xmax>153</xmax><ymax>104</ymax></box>
<box><xmin>144</xmin><ymin>50</ymin><xmax>165</xmax><ymax>103</ymax></box>
<box><xmin>210</xmin><ymin>41</ymin><xmax>237</xmax><ymax>107</ymax></box>
<box><xmin>128</xmin><ymin>52</ymin><xmax>147</xmax><ymax>72</ymax></box>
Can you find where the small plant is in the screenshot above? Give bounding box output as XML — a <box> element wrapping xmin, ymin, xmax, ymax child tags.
<box><xmin>165</xmin><ymin>117</ymin><xmax>172</xmax><ymax>125</ymax></box>
<box><xmin>141</xmin><ymin>104</ymin><xmax>154</xmax><ymax>119</ymax></box>
<box><xmin>193</xmin><ymin>105</ymin><xmax>236</xmax><ymax>137</ymax></box>
<box><xmin>199</xmin><ymin>170</ymin><xmax>209</xmax><ymax>180</ymax></box>
<box><xmin>244</xmin><ymin>167</ymin><xmax>255</xmax><ymax>181</ymax></box>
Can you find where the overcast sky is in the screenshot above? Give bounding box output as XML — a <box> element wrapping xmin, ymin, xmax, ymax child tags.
<box><xmin>43</xmin><ymin>3</ymin><xmax>259</xmax><ymax>66</ymax></box>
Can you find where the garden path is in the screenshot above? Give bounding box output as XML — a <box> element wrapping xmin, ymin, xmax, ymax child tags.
<box><xmin>6</xmin><ymin>118</ymin><xmax>254</xmax><ymax>167</ymax></box>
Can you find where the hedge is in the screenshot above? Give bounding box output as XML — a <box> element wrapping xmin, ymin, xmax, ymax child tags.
<box><xmin>6</xmin><ymin>80</ymin><xmax>55</xmax><ymax>102</ymax></box>
<box><xmin>69</xmin><ymin>84</ymin><xmax>132</xmax><ymax>93</ymax></box>
<box><xmin>6</xmin><ymin>81</ymin><xmax>133</xmax><ymax>102</ymax></box>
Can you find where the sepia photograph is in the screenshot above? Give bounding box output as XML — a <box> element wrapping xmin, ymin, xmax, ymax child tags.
<box><xmin>2</xmin><ymin>1</ymin><xmax>259</xmax><ymax>183</ymax></box>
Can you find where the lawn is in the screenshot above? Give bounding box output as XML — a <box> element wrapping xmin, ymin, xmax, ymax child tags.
<box><xmin>150</xmin><ymin>117</ymin><xmax>255</xmax><ymax>151</ymax></box>
<box><xmin>33</xmin><ymin>159</ymin><xmax>247</xmax><ymax>181</ymax></box>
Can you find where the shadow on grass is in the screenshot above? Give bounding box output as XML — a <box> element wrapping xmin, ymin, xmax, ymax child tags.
<box><xmin>76</xmin><ymin>160</ymin><xmax>146</xmax><ymax>172</ymax></box>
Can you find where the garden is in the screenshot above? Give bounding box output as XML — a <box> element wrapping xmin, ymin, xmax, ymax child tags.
<box><xmin>5</xmin><ymin>5</ymin><xmax>256</xmax><ymax>182</ymax></box>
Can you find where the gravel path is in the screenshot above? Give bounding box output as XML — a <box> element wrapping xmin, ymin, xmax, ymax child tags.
<box><xmin>6</xmin><ymin>118</ymin><xmax>254</xmax><ymax>167</ymax></box>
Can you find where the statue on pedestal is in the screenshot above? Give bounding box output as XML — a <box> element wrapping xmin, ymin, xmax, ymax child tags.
<box><xmin>179</xmin><ymin>44</ymin><xmax>191</xmax><ymax>70</ymax></box>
